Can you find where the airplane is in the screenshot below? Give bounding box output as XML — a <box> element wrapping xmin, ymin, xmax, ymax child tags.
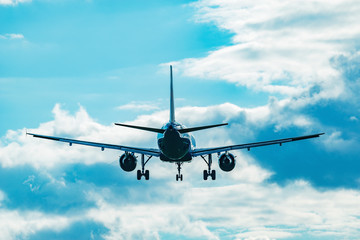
<box><xmin>27</xmin><ymin>66</ymin><xmax>324</xmax><ymax>181</ymax></box>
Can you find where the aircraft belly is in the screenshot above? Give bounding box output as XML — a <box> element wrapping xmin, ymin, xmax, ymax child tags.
<box><xmin>159</xmin><ymin>152</ymin><xmax>192</xmax><ymax>162</ymax></box>
<box><xmin>158</xmin><ymin>136</ymin><xmax>192</xmax><ymax>161</ymax></box>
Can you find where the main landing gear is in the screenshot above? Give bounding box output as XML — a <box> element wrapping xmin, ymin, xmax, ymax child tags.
<box><xmin>137</xmin><ymin>154</ymin><xmax>152</xmax><ymax>180</ymax></box>
<box><xmin>176</xmin><ymin>162</ymin><xmax>183</xmax><ymax>181</ymax></box>
<box><xmin>201</xmin><ymin>154</ymin><xmax>216</xmax><ymax>180</ymax></box>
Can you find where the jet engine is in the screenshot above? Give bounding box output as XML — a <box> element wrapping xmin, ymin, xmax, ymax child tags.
<box><xmin>218</xmin><ymin>153</ymin><xmax>235</xmax><ymax>172</ymax></box>
<box><xmin>119</xmin><ymin>153</ymin><xmax>137</xmax><ymax>172</ymax></box>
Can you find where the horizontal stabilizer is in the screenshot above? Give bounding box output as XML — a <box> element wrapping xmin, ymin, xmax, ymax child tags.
<box><xmin>114</xmin><ymin>123</ymin><xmax>165</xmax><ymax>133</ymax></box>
<box><xmin>179</xmin><ymin>123</ymin><xmax>228</xmax><ymax>133</ymax></box>
<box><xmin>114</xmin><ymin>122</ymin><xmax>228</xmax><ymax>134</ymax></box>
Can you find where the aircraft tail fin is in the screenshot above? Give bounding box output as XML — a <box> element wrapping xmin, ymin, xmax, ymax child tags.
<box><xmin>170</xmin><ymin>65</ymin><xmax>175</xmax><ymax>123</ymax></box>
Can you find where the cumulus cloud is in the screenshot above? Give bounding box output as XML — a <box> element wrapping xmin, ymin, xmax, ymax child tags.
<box><xmin>86</xmin><ymin>190</ymin><xmax>219</xmax><ymax>240</ymax></box>
<box><xmin>331</xmin><ymin>51</ymin><xmax>360</xmax><ymax>103</ymax></box>
<box><xmin>0</xmin><ymin>192</ymin><xmax>73</xmax><ymax>240</ymax></box>
<box><xmin>0</xmin><ymin>104</ymin><xmax>158</xmax><ymax>169</ymax></box>
<box><xmin>0</xmin><ymin>103</ymin><xmax>358</xmax><ymax>239</ymax></box>
<box><xmin>171</xmin><ymin>0</ymin><xmax>360</xmax><ymax>108</ymax></box>
<box><xmin>83</xmin><ymin>179</ymin><xmax>360</xmax><ymax>240</ymax></box>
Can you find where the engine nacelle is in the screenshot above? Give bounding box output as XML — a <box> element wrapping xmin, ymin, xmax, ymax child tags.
<box><xmin>218</xmin><ymin>153</ymin><xmax>235</xmax><ymax>172</ymax></box>
<box><xmin>119</xmin><ymin>153</ymin><xmax>137</xmax><ymax>172</ymax></box>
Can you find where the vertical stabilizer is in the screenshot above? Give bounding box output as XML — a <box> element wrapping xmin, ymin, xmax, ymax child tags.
<box><xmin>170</xmin><ymin>65</ymin><xmax>175</xmax><ymax>123</ymax></box>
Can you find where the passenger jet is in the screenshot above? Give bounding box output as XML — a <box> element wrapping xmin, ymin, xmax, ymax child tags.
<box><xmin>28</xmin><ymin>66</ymin><xmax>324</xmax><ymax>181</ymax></box>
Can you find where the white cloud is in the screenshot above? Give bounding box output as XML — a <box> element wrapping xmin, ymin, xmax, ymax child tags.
<box><xmin>0</xmin><ymin>33</ymin><xmax>24</xmax><ymax>39</ymax></box>
<box><xmin>0</xmin><ymin>104</ymin><xmax>160</xmax><ymax>169</ymax></box>
<box><xmin>322</xmin><ymin>131</ymin><xmax>358</xmax><ymax>152</ymax></box>
<box><xmin>116</xmin><ymin>101</ymin><xmax>160</xmax><ymax>111</ymax></box>
<box><xmin>0</xmin><ymin>189</ymin><xmax>73</xmax><ymax>240</ymax></box>
<box><xmin>0</xmin><ymin>103</ymin><xmax>357</xmax><ymax>239</ymax></box>
<box><xmin>172</xmin><ymin>0</ymin><xmax>360</xmax><ymax>107</ymax></box>
<box><xmin>86</xmin><ymin>190</ymin><xmax>219</xmax><ymax>240</ymax></box>
<box><xmin>0</xmin><ymin>0</ymin><xmax>30</xmax><ymax>6</ymax></box>
<box><xmin>82</xmin><ymin>178</ymin><xmax>360</xmax><ymax>240</ymax></box>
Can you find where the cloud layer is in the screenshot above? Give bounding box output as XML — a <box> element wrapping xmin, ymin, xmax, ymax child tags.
<box><xmin>174</xmin><ymin>0</ymin><xmax>360</xmax><ymax>106</ymax></box>
<box><xmin>1</xmin><ymin>103</ymin><xmax>359</xmax><ymax>239</ymax></box>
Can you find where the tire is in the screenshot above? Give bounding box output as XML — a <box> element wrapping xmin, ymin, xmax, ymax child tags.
<box><xmin>180</xmin><ymin>174</ymin><xmax>183</xmax><ymax>181</ymax></box>
<box><xmin>203</xmin><ymin>170</ymin><xmax>208</xmax><ymax>180</ymax></box>
<box><xmin>137</xmin><ymin>170</ymin><xmax>141</xmax><ymax>180</ymax></box>
<box><xmin>145</xmin><ymin>170</ymin><xmax>150</xmax><ymax>180</ymax></box>
<box><xmin>211</xmin><ymin>170</ymin><xmax>216</xmax><ymax>180</ymax></box>
<box><xmin>176</xmin><ymin>174</ymin><xmax>179</xmax><ymax>181</ymax></box>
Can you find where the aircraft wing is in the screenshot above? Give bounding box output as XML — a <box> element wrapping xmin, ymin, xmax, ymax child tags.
<box><xmin>27</xmin><ymin>133</ymin><xmax>161</xmax><ymax>156</ymax></box>
<box><xmin>191</xmin><ymin>133</ymin><xmax>324</xmax><ymax>157</ymax></box>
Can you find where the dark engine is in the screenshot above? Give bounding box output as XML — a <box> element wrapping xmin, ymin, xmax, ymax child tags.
<box><xmin>218</xmin><ymin>153</ymin><xmax>235</xmax><ymax>172</ymax></box>
<box><xmin>119</xmin><ymin>153</ymin><xmax>137</xmax><ymax>172</ymax></box>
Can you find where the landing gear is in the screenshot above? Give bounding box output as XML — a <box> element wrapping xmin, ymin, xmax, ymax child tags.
<box><xmin>137</xmin><ymin>169</ymin><xmax>149</xmax><ymax>180</ymax></box>
<box><xmin>176</xmin><ymin>174</ymin><xmax>183</xmax><ymax>181</ymax></box>
<box><xmin>201</xmin><ymin>154</ymin><xmax>216</xmax><ymax>180</ymax></box>
<box><xmin>137</xmin><ymin>154</ymin><xmax>152</xmax><ymax>180</ymax></box>
<box><xmin>176</xmin><ymin>162</ymin><xmax>183</xmax><ymax>181</ymax></box>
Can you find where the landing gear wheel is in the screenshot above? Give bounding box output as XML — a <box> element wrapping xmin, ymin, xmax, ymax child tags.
<box><xmin>211</xmin><ymin>170</ymin><xmax>216</xmax><ymax>180</ymax></box>
<box><xmin>203</xmin><ymin>170</ymin><xmax>208</xmax><ymax>180</ymax></box>
<box><xmin>176</xmin><ymin>174</ymin><xmax>183</xmax><ymax>181</ymax></box>
<box><xmin>136</xmin><ymin>154</ymin><xmax>152</xmax><ymax>180</ymax></box>
<box><xmin>201</xmin><ymin>154</ymin><xmax>216</xmax><ymax>181</ymax></box>
<box><xmin>137</xmin><ymin>170</ymin><xmax>142</xmax><ymax>180</ymax></box>
<box><xmin>145</xmin><ymin>170</ymin><xmax>150</xmax><ymax>180</ymax></box>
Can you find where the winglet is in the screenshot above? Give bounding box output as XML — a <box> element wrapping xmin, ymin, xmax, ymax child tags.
<box><xmin>170</xmin><ymin>65</ymin><xmax>175</xmax><ymax>123</ymax></box>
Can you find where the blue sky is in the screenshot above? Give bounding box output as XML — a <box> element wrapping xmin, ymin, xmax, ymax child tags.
<box><xmin>1</xmin><ymin>0</ymin><xmax>360</xmax><ymax>239</ymax></box>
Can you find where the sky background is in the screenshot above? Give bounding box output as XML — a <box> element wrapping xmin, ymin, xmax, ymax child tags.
<box><xmin>1</xmin><ymin>0</ymin><xmax>360</xmax><ymax>239</ymax></box>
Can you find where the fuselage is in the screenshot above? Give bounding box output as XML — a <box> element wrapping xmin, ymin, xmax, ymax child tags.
<box><xmin>157</xmin><ymin>121</ymin><xmax>195</xmax><ymax>162</ymax></box>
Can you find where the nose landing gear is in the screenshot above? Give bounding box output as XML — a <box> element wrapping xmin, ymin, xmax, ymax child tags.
<box><xmin>176</xmin><ymin>162</ymin><xmax>183</xmax><ymax>181</ymax></box>
<box><xmin>201</xmin><ymin>154</ymin><xmax>216</xmax><ymax>180</ymax></box>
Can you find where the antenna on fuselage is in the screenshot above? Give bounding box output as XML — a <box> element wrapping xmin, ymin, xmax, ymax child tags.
<box><xmin>170</xmin><ymin>65</ymin><xmax>175</xmax><ymax>123</ymax></box>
